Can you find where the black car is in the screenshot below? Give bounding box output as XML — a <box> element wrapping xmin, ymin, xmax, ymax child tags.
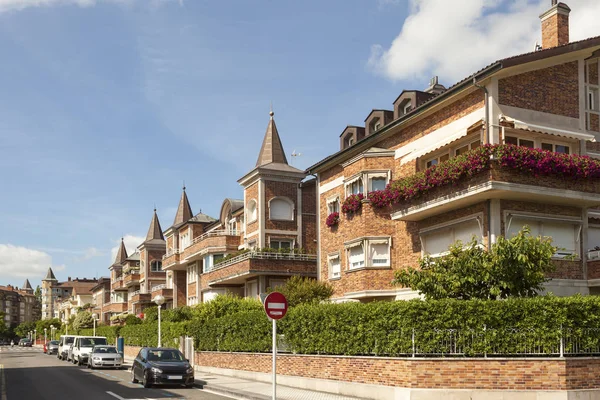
<box><xmin>131</xmin><ymin>347</ymin><xmax>194</xmax><ymax>388</ymax></box>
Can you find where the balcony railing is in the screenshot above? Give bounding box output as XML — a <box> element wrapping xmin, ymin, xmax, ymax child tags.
<box><xmin>151</xmin><ymin>284</ymin><xmax>167</xmax><ymax>291</ymax></box>
<box><xmin>113</xmin><ymin>276</ymin><xmax>123</xmax><ymax>282</ymax></box>
<box><xmin>130</xmin><ymin>290</ymin><xmax>140</xmax><ymax>297</ymax></box>
<box><xmin>589</xmin><ymin>250</ymin><xmax>600</xmax><ymax>260</ymax></box>
<box><xmin>163</xmin><ymin>249</ymin><xmax>180</xmax><ymax>259</ymax></box>
<box><xmin>185</xmin><ymin>229</ymin><xmax>239</xmax><ymax>249</ymax></box>
<box><xmin>206</xmin><ymin>251</ymin><xmax>317</xmax><ymax>273</ymax></box>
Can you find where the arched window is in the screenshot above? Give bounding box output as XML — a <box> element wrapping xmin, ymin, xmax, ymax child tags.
<box><xmin>151</xmin><ymin>260</ymin><xmax>162</xmax><ymax>272</ymax></box>
<box><xmin>269</xmin><ymin>197</ymin><xmax>294</xmax><ymax>221</ymax></box>
<box><xmin>247</xmin><ymin>200</ymin><xmax>257</xmax><ymax>223</ymax></box>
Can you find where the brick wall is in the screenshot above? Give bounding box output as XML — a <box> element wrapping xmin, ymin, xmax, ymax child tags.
<box><xmin>588</xmin><ymin>261</ymin><xmax>600</xmax><ymax>280</ymax></box>
<box><xmin>175</xmin><ymin>270</ymin><xmax>186</xmax><ymax>307</ymax></box>
<box><xmin>193</xmin><ymin>351</ymin><xmax>600</xmax><ymax>391</ymax></box>
<box><xmin>264</xmin><ymin>180</ymin><xmax>298</xmax><ymax>231</ymax></box>
<box><xmin>498</xmin><ymin>62</ymin><xmax>579</xmax><ymax>118</ymax></box>
<box><xmin>301</xmin><ymin>180</ymin><xmax>317</xmax><ymax>254</ymax></box>
<box><xmin>187</xmin><ymin>282</ymin><xmax>197</xmax><ymax>300</ymax></box>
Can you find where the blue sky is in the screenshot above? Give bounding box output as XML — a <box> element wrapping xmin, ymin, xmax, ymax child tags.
<box><xmin>0</xmin><ymin>0</ymin><xmax>599</xmax><ymax>290</ymax></box>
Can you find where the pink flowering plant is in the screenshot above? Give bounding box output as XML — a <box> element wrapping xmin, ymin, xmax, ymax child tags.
<box><xmin>369</xmin><ymin>144</ymin><xmax>600</xmax><ymax>209</ymax></box>
<box><xmin>325</xmin><ymin>212</ymin><xmax>340</xmax><ymax>227</ymax></box>
<box><xmin>341</xmin><ymin>193</ymin><xmax>364</xmax><ymax>214</ymax></box>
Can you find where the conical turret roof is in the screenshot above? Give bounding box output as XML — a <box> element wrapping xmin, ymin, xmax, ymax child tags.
<box><xmin>173</xmin><ymin>187</ymin><xmax>193</xmax><ymax>227</ymax></box>
<box><xmin>22</xmin><ymin>279</ymin><xmax>32</xmax><ymax>290</ymax></box>
<box><xmin>256</xmin><ymin>110</ymin><xmax>288</xmax><ymax>167</ymax></box>
<box><xmin>113</xmin><ymin>238</ymin><xmax>128</xmax><ymax>266</ymax></box>
<box><xmin>146</xmin><ymin>209</ymin><xmax>164</xmax><ymax>242</ymax></box>
<box><xmin>43</xmin><ymin>267</ymin><xmax>57</xmax><ymax>281</ymax></box>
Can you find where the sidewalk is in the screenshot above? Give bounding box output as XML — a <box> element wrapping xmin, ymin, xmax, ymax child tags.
<box><xmin>124</xmin><ymin>356</ymin><xmax>362</xmax><ymax>400</ymax></box>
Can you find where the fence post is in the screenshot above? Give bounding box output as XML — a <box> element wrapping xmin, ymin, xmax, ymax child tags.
<box><xmin>560</xmin><ymin>325</ymin><xmax>564</xmax><ymax>358</ymax></box>
<box><xmin>483</xmin><ymin>324</ymin><xmax>487</xmax><ymax>359</ymax></box>
<box><xmin>412</xmin><ymin>328</ymin><xmax>415</xmax><ymax>358</ymax></box>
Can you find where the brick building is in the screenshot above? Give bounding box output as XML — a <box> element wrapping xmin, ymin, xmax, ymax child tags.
<box><xmin>41</xmin><ymin>268</ymin><xmax>98</xmax><ymax>320</ymax></box>
<box><xmin>162</xmin><ymin>111</ymin><xmax>318</xmax><ymax>305</ymax></box>
<box><xmin>307</xmin><ymin>1</ymin><xmax>600</xmax><ymax>302</ymax></box>
<box><xmin>0</xmin><ymin>280</ymin><xmax>40</xmax><ymax>327</ymax></box>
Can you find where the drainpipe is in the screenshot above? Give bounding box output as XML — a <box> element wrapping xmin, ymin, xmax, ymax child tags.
<box><xmin>307</xmin><ymin>173</ymin><xmax>320</xmax><ymax>282</ymax></box>
<box><xmin>473</xmin><ymin>77</ymin><xmax>492</xmax><ymax>247</ymax></box>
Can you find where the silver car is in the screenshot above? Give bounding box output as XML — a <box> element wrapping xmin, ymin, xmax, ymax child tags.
<box><xmin>87</xmin><ymin>345</ymin><xmax>123</xmax><ymax>369</ymax></box>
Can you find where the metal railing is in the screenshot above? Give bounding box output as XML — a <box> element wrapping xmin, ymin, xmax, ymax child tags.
<box><xmin>163</xmin><ymin>249</ymin><xmax>180</xmax><ymax>259</ymax></box>
<box><xmin>185</xmin><ymin>230</ymin><xmax>240</xmax><ymax>249</ymax></box>
<box><xmin>588</xmin><ymin>250</ymin><xmax>600</xmax><ymax>260</ymax></box>
<box><xmin>310</xmin><ymin>327</ymin><xmax>600</xmax><ymax>357</ymax></box>
<box><xmin>151</xmin><ymin>284</ymin><xmax>168</xmax><ymax>292</ymax></box>
<box><xmin>130</xmin><ymin>290</ymin><xmax>140</xmax><ymax>297</ymax></box>
<box><xmin>207</xmin><ymin>251</ymin><xmax>317</xmax><ymax>272</ymax></box>
<box><xmin>113</xmin><ymin>276</ymin><xmax>123</xmax><ymax>282</ymax></box>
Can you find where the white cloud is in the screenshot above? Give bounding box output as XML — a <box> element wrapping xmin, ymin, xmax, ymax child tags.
<box><xmin>369</xmin><ymin>0</ymin><xmax>600</xmax><ymax>85</ymax></box>
<box><xmin>109</xmin><ymin>234</ymin><xmax>144</xmax><ymax>263</ymax></box>
<box><xmin>0</xmin><ymin>244</ymin><xmax>66</xmax><ymax>281</ymax></box>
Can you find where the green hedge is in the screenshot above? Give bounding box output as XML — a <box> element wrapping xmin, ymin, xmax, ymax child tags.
<box><xmin>280</xmin><ymin>296</ymin><xmax>600</xmax><ymax>356</ymax></box>
<box><xmin>191</xmin><ymin>310</ymin><xmax>271</xmax><ymax>352</ymax></box>
<box><xmin>77</xmin><ymin>325</ymin><xmax>121</xmax><ymax>343</ymax></box>
<box><xmin>119</xmin><ymin>322</ymin><xmax>188</xmax><ymax>348</ymax></box>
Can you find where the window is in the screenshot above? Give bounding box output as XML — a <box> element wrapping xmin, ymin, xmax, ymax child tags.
<box><xmin>588</xmin><ymin>226</ymin><xmax>600</xmax><ymax>256</ymax></box>
<box><xmin>246</xmin><ymin>280</ymin><xmax>258</xmax><ymax>298</ymax></box>
<box><xmin>247</xmin><ymin>200</ymin><xmax>257</xmax><ymax>223</ymax></box>
<box><xmin>202</xmin><ymin>254</ymin><xmax>225</xmax><ymax>273</ymax></box>
<box><xmin>507</xmin><ymin>216</ymin><xmax>579</xmax><ymax>257</ymax></box>
<box><xmin>269</xmin><ymin>197</ymin><xmax>294</xmax><ymax>220</ymax></box>
<box><xmin>588</xmin><ymin>88</ymin><xmax>598</xmax><ymax>112</ymax></box>
<box><xmin>269</xmin><ymin>279</ymin><xmax>287</xmax><ymax>290</ymax></box>
<box><xmin>180</xmin><ymin>231</ymin><xmax>190</xmax><ymax>249</ymax></box>
<box><xmin>541</xmin><ymin>142</ymin><xmax>570</xmax><ymax>154</ymax></box>
<box><xmin>327</xmin><ymin>197</ymin><xmax>340</xmax><ymax>214</ymax></box>
<box><xmin>374</xmin><ymin>122</ymin><xmax>381</xmax><ymax>131</ymax></box>
<box><xmin>369</xmin><ymin>241</ymin><xmax>390</xmax><ymax>266</ymax></box>
<box><xmin>426</xmin><ymin>153</ymin><xmax>450</xmax><ymax>168</ymax></box>
<box><xmin>347</xmin><ymin>244</ymin><xmax>364</xmax><ymax>270</ymax></box>
<box><xmin>328</xmin><ymin>254</ymin><xmax>341</xmax><ymax>278</ymax></box>
<box><xmin>370</xmin><ymin>176</ymin><xmax>387</xmax><ymax>192</ymax></box>
<box><xmin>403</xmin><ymin>100</ymin><xmax>412</xmax><ymax>115</ymax></box>
<box><xmin>187</xmin><ymin>264</ymin><xmax>198</xmax><ymax>283</ymax></box>
<box><xmin>270</xmin><ymin>239</ymin><xmax>292</xmax><ymax>250</ymax></box>
<box><xmin>228</xmin><ymin>218</ymin><xmax>237</xmax><ymax>234</ymax></box>
<box><xmin>150</xmin><ymin>260</ymin><xmax>162</xmax><ymax>272</ymax></box>
<box><xmin>213</xmin><ymin>254</ymin><xmax>225</xmax><ymax>264</ymax></box>
<box><xmin>505</xmin><ymin>136</ymin><xmax>534</xmax><ymax>148</ymax></box>
<box><xmin>345</xmin><ymin>171</ymin><xmax>390</xmax><ymax>196</ymax></box>
<box><xmin>455</xmin><ymin>140</ymin><xmax>480</xmax><ymax>156</ymax></box>
<box><xmin>421</xmin><ymin>218</ymin><xmax>482</xmax><ymax>257</ymax></box>
<box><xmin>346</xmin><ymin>178</ymin><xmax>363</xmax><ymax>196</ymax></box>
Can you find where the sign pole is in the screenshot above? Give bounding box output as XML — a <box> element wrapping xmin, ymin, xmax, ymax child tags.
<box><xmin>272</xmin><ymin>318</ymin><xmax>277</xmax><ymax>400</ymax></box>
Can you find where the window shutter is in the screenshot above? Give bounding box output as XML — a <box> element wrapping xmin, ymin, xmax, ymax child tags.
<box><xmin>348</xmin><ymin>246</ymin><xmax>365</xmax><ymax>269</ymax></box>
<box><xmin>543</xmin><ymin>222</ymin><xmax>576</xmax><ymax>254</ymax></box>
<box><xmin>270</xmin><ymin>199</ymin><xmax>292</xmax><ymax>220</ymax></box>
<box><xmin>423</xmin><ymin>228</ymin><xmax>452</xmax><ymax>255</ymax></box>
<box><xmin>370</xmin><ymin>243</ymin><xmax>389</xmax><ymax>266</ymax></box>
<box><xmin>508</xmin><ymin>218</ymin><xmax>541</xmax><ymax>238</ymax></box>
<box><xmin>453</xmin><ymin>219</ymin><xmax>481</xmax><ymax>245</ymax></box>
<box><xmin>588</xmin><ymin>227</ymin><xmax>600</xmax><ymax>251</ymax></box>
<box><xmin>329</xmin><ymin>256</ymin><xmax>341</xmax><ymax>278</ymax></box>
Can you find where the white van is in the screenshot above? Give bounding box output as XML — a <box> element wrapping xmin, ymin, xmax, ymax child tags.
<box><xmin>71</xmin><ymin>336</ymin><xmax>108</xmax><ymax>366</ymax></box>
<box><xmin>58</xmin><ymin>335</ymin><xmax>77</xmax><ymax>361</ymax></box>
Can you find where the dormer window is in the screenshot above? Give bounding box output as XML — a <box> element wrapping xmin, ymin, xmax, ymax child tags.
<box><xmin>403</xmin><ymin>100</ymin><xmax>412</xmax><ymax>115</ymax></box>
<box><xmin>374</xmin><ymin>122</ymin><xmax>381</xmax><ymax>131</ymax></box>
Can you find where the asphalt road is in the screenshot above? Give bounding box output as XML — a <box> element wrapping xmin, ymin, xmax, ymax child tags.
<box><xmin>0</xmin><ymin>346</ymin><xmax>235</xmax><ymax>400</ymax></box>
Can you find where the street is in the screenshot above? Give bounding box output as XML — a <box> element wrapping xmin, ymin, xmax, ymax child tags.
<box><xmin>0</xmin><ymin>346</ymin><xmax>234</xmax><ymax>400</ymax></box>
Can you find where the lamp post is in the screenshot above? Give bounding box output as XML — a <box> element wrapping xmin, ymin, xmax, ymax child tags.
<box><xmin>153</xmin><ymin>295</ymin><xmax>165</xmax><ymax>348</ymax></box>
<box><xmin>50</xmin><ymin>324</ymin><xmax>54</xmax><ymax>341</ymax></box>
<box><xmin>44</xmin><ymin>328</ymin><xmax>47</xmax><ymax>344</ymax></box>
<box><xmin>92</xmin><ymin>313</ymin><xmax>98</xmax><ymax>337</ymax></box>
<box><xmin>34</xmin><ymin>329</ymin><xmax>37</xmax><ymax>345</ymax></box>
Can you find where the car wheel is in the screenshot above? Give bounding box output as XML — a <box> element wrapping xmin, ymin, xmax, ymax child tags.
<box><xmin>131</xmin><ymin>368</ymin><xmax>138</xmax><ymax>384</ymax></box>
<box><xmin>77</xmin><ymin>357</ymin><xmax>83</xmax><ymax>366</ymax></box>
<box><xmin>142</xmin><ymin>371</ymin><xmax>152</xmax><ymax>388</ymax></box>
<box><xmin>87</xmin><ymin>360</ymin><xmax>91</xmax><ymax>369</ymax></box>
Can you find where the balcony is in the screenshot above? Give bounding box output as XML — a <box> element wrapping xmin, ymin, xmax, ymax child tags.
<box><xmin>162</xmin><ymin>250</ymin><xmax>181</xmax><ymax>271</ymax></box>
<box><xmin>203</xmin><ymin>251</ymin><xmax>317</xmax><ymax>286</ymax></box>
<box><xmin>123</xmin><ymin>273</ymin><xmax>141</xmax><ymax>287</ymax></box>
<box><xmin>388</xmin><ymin>146</ymin><xmax>600</xmax><ymax>222</ymax></box>
<box><xmin>111</xmin><ymin>276</ymin><xmax>127</xmax><ymax>291</ymax></box>
<box><xmin>129</xmin><ymin>290</ymin><xmax>152</xmax><ymax>304</ymax></box>
<box><xmin>102</xmin><ymin>302</ymin><xmax>127</xmax><ymax>313</ymax></box>
<box><xmin>181</xmin><ymin>230</ymin><xmax>241</xmax><ymax>263</ymax></box>
<box><xmin>150</xmin><ymin>284</ymin><xmax>173</xmax><ymax>299</ymax></box>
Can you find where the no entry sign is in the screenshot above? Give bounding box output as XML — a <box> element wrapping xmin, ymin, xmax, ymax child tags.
<box><xmin>263</xmin><ymin>292</ymin><xmax>288</xmax><ymax>320</ymax></box>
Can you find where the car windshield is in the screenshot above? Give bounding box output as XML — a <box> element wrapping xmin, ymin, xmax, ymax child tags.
<box><xmin>80</xmin><ymin>338</ymin><xmax>108</xmax><ymax>347</ymax></box>
<box><xmin>64</xmin><ymin>337</ymin><xmax>74</xmax><ymax>344</ymax></box>
<box><xmin>93</xmin><ymin>347</ymin><xmax>117</xmax><ymax>354</ymax></box>
<box><xmin>147</xmin><ymin>350</ymin><xmax>185</xmax><ymax>362</ymax></box>
<box><xmin>50</xmin><ymin>341</ymin><xmax>59</xmax><ymax>345</ymax></box>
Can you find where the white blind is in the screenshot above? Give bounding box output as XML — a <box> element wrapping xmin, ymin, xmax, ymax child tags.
<box><xmin>543</xmin><ymin>222</ymin><xmax>576</xmax><ymax>254</ymax></box>
<box><xmin>423</xmin><ymin>228</ymin><xmax>452</xmax><ymax>255</ymax></box>
<box><xmin>348</xmin><ymin>246</ymin><xmax>364</xmax><ymax>269</ymax></box>
<box><xmin>270</xmin><ymin>199</ymin><xmax>292</xmax><ymax>220</ymax></box>
<box><xmin>329</xmin><ymin>256</ymin><xmax>341</xmax><ymax>277</ymax></box>
<box><xmin>370</xmin><ymin>243</ymin><xmax>389</xmax><ymax>265</ymax></box>
<box><xmin>247</xmin><ymin>281</ymin><xmax>258</xmax><ymax>298</ymax></box>
<box><xmin>508</xmin><ymin>217</ymin><xmax>541</xmax><ymax>238</ymax></box>
<box><xmin>588</xmin><ymin>227</ymin><xmax>600</xmax><ymax>251</ymax></box>
<box><xmin>454</xmin><ymin>219</ymin><xmax>481</xmax><ymax>245</ymax></box>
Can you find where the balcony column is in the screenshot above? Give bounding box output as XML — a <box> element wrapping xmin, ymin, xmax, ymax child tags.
<box><xmin>583</xmin><ymin>208</ymin><xmax>589</xmax><ymax>280</ymax></box>
<box><xmin>489</xmin><ymin>199</ymin><xmax>501</xmax><ymax>247</ymax></box>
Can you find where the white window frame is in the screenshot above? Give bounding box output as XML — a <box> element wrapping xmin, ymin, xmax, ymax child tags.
<box><xmin>328</xmin><ymin>253</ymin><xmax>341</xmax><ymax>279</ymax></box>
<box><xmin>504</xmin><ymin>212</ymin><xmax>581</xmax><ymax>259</ymax></box>
<box><xmin>187</xmin><ymin>263</ymin><xmax>197</xmax><ymax>283</ymax></box>
<box><xmin>268</xmin><ymin>197</ymin><xmax>294</xmax><ymax>221</ymax></box>
<box><xmin>503</xmin><ymin>131</ymin><xmax>574</xmax><ymax>155</ymax></box>
<box><xmin>366</xmin><ymin>172</ymin><xmax>390</xmax><ymax>192</ymax></box>
<box><xmin>419</xmin><ymin>214</ymin><xmax>484</xmax><ymax>258</ymax></box>
<box><xmin>454</xmin><ymin>138</ymin><xmax>481</xmax><ymax>156</ymax></box>
<box><xmin>344</xmin><ymin>237</ymin><xmax>392</xmax><ymax>270</ymax></box>
<box><xmin>247</xmin><ymin>199</ymin><xmax>258</xmax><ymax>223</ymax></box>
<box><xmin>344</xmin><ymin>175</ymin><xmax>364</xmax><ymax>197</ymax></box>
<box><xmin>326</xmin><ymin>195</ymin><xmax>340</xmax><ymax>214</ymax></box>
<box><xmin>269</xmin><ymin>239</ymin><xmax>293</xmax><ymax>250</ymax></box>
<box><xmin>403</xmin><ymin>100</ymin><xmax>412</xmax><ymax>115</ymax></box>
<box><xmin>150</xmin><ymin>260</ymin><xmax>162</xmax><ymax>272</ymax></box>
<box><xmin>344</xmin><ymin>171</ymin><xmax>391</xmax><ymax>196</ymax></box>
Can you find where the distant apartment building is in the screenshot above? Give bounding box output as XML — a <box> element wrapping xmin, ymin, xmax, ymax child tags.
<box><xmin>41</xmin><ymin>268</ymin><xmax>97</xmax><ymax>320</ymax></box>
<box><xmin>306</xmin><ymin>1</ymin><xmax>600</xmax><ymax>302</ymax></box>
<box><xmin>0</xmin><ymin>280</ymin><xmax>40</xmax><ymax>327</ymax></box>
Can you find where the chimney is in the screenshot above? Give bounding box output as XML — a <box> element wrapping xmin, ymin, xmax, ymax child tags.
<box><xmin>540</xmin><ymin>1</ymin><xmax>571</xmax><ymax>49</ymax></box>
<box><xmin>424</xmin><ymin>76</ymin><xmax>446</xmax><ymax>95</ymax></box>
<box><xmin>68</xmin><ymin>277</ymin><xmax>71</xmax><ymax>281</ymax></box>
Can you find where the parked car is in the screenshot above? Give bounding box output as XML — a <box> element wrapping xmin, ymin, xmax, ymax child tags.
<box><xmin>58</xmin><ymin>335</ymin><xmax>76</xmax><ymax>361</ymax></box>
<box><xmin>71</xmin><ymin>336</ymin><xmax>108</xmax><ymax>366</ymax></box>
<box><xmin>46</xmin><ymin>340</ymin><xmax>59</xmax><ymax>355</ymax></box>
<box><xmin>131</xmin><ymin>348</ymin><xmax>194</xmax><ymax>388</ymax></box>
<box><xmin>88</xmin><ymin>345</ymin><xmax>122</xmax><ymax>369</ymax></box>
<box><xmin>19</xmin><ymin>339</ymin><xmax>32</xmax><ymax>347</ymax></box>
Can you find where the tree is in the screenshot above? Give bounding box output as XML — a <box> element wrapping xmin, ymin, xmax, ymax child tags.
<box><xmin>268</xmin><ymin>276</ymin><xmax>333</xmax><ymax>307</ymax></box>
<box><xmin>34</xmin><ymin>286</ymin><xmax>42</xmax><ymax>303</ymax></box>
<box><xmin>14</xmin><ymin>321</ymin><xmax>36</xmax><ymax>338</ymax></box>
<box><xmin>72</xmin><ymin>311</ymin><xmax>93</xmax><ymax>331</ymax></box>
<box><xmin>393</xmin><ymin>227</ymin><xmax>557</xmax><ymax>300</ymax></box>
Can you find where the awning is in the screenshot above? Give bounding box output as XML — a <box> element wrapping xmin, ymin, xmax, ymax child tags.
<box><xmin>506</xmin><ymin>117</ymin><xmax>596</xmax><ymax>142</ymax></box>
<box><xmin>397</xmin><ymin>107</ymin><xmax>485</xmax><ymax>164</ymax></box>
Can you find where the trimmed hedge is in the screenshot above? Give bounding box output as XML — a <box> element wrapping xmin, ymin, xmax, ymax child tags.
<box><xmin>77</xmin><ymin>325</ymin><xmax>121</xmax><ymax>343</ymax></box>
<box><xmin>120</xmin><ymin>321</ymin><xmax>188</xmax><ymax>348</ymax></box>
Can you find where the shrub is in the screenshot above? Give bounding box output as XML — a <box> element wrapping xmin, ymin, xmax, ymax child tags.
<box><xmin>193</xmin><ymin>310</ymin><xmax>271</xmax><ymax>352</ymax></box>
<box><xmin>267</xmin><ymin>276</ymin><xmax>333</xmax><ymax>307</ymax></box>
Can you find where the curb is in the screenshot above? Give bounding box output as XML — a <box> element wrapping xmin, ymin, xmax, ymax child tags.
<box><xmin>195</xmin><ymin>379</ymin><xmax>270</xmax><ymax>400</ymax></box>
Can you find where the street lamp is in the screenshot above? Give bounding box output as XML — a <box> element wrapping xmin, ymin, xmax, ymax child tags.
<box><xmin>50</xmin><ymin>324</ymin><xmax>54</xmax><ymax>341</ymax></box>
<box><xmin>153</xmin><ymin>295</ymin><xmax>165</xmax><ymax>348</ymax></box>
<box><xmin>92</xmin><ymin>313</ymin><xmax>98</xmax><ymax>337</ymax></box>
<box><xmin>44</xmin><ymin>328</ymin><xmax>47</xmax><ymax>344</ymax></box>
<box><xmin>34</xmin><ymin>329</ymin><xmax>37</xmax><ymax>345</ymax></box>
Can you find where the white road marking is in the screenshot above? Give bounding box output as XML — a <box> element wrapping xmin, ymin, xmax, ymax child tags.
<box><xmin>197</xmin><ymin>387</ymin><xmax>245</xmax><ymax>400</ymax></box>
<box><xmin>106</xmin><ymin>391</ymin><xmax>147</xmax><ymax>400</ymax></box>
